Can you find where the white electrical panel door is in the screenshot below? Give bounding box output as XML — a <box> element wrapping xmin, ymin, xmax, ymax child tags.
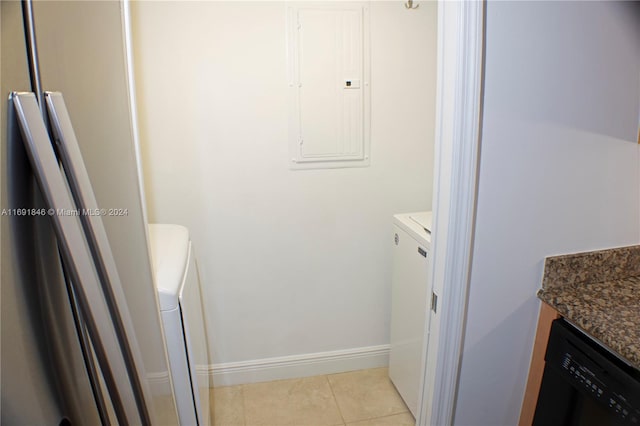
<box><xmin>288</xmin><ymin>4</ymin><xmax>371</xmax><ymax>169</ymax></box>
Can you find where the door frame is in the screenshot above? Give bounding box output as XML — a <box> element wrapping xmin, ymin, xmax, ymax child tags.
<box><xmin>417</xmin><ymin>1</ymin><xmax>485</xmax><ymax>425</ymax></box>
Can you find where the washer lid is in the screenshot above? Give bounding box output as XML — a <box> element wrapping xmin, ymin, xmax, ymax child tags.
<box><xmin>409</xmin><ymin>211</ymin><xmax>432</xmax><ymax>234</ymax></box>
<box><xmin>393</xmin><ymin>211</ymin><xmax>432</xmax><ymax>246</ymax></box>
<box><xmin>148</xmin><ymin>224</ymin><xmax>190</xmax><ymax>311</ymax></box>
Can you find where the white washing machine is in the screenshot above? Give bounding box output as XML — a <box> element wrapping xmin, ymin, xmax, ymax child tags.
<box><xmin>148</xmin><ymin>224</ymin><xmax>210</xmax><ymax>426</ymax></box>
<box><xmin>389</xmin><ymin>211</ymin><xmax>433</xmax><ymax>417</ymax></box>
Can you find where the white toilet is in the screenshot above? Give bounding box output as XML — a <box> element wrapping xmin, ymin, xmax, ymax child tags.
<box><xmin>148</xmin><ymin>224</ymin><xmax>210</xmax><ymax>426</ymax></box>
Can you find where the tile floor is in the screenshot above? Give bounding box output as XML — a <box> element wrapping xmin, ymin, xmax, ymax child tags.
<box><xmin>210</xmin><ymin>367</ymin><xmax>415</xmax><ymax>426</ymax></box>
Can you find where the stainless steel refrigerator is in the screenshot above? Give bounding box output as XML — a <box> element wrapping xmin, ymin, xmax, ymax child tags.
<box><xmin>1</xmin><ymin>1</ymin><xmax>179</xmax><ymax>424</ymax></box>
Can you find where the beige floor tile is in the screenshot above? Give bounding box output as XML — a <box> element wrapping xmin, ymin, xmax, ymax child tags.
<box><xmin>211</xmin><ymin>385</ymin><xmax>245</xmax><ymax>426</ymax></box>
<box><xmin>327</xmin><ymin>368</ymin><xmax>408</xmax><ymax>423</ymax></box>
<box><xmin>345</xmin><ymin>412</ymin><xmax>415</xmax><ymax>426</ymax></box>
<box><xmin>243</xmin><ymin>375</ymin><xmax>344</xmax><ymax>426</ymax></box>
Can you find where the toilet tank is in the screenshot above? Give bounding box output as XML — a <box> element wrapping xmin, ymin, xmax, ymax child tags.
<box><xmin>148</xmin><ymin>224</ymin><xmax>210</xmax><ymax>426</ymax></box>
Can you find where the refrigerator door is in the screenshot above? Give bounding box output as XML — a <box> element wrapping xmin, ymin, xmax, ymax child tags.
<box><xmin>1</xmin><ymin>2</ymin><xmax>101</xmax><ymax>424</ymax></box>
<box><xmin>45</xmin><ymin>90</ymin><xmax>158</xmax><ymax>425</ymax></box>
<box><xmin>13</xmin><ymin>91</ymin><xmax>148</xmax><ymax>425</ymax></box>
<box><xmin>30</xmin><ymin>1</ymin><xmax>179</xmax><ymax>423</ymax></box>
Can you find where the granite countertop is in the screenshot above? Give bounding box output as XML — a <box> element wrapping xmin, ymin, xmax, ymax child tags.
<box><xmin>537</xmin><ymin>245</ymin><xmax>640</xmax><ymax>370</ymax></box>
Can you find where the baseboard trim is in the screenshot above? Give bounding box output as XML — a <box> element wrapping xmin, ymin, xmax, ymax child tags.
<box><xmin>146</xmin><ymin>371</ymin><xmax>172</xmax><ymax>396</ymax></box>
<box><xmin>209</xmin><ymin>345</ymin><xmax>390</xmax><ymax>386</ymax></box>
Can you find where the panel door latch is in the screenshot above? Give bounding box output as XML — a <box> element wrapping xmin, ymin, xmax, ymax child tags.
<box><xmin>431</xmin><ymin>292</ymin><xmax>438</xmax><ymax>313</ymax></box>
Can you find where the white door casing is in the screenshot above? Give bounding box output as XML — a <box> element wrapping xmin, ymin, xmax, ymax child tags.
<box><xmin>417</xmin><ymin>1</ymin><xmax>484</xmax><ymax>425</ymax></box>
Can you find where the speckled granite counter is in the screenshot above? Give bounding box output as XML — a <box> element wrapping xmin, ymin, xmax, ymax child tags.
<box><xmin>537</xmin><ymin>245</ymin><xmax>640</xmax><ymax>370</ymax></box>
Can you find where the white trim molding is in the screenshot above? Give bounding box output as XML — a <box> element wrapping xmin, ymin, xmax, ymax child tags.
<box><xmin>146</xmin><ymin>371</ymin><xmax>171</xmax><ymax>396</ymax></box>
<box><xmin>417</xmin><ymin>1</ymin><xmax>485</xmax><ymax>425</ymax></box>
<box><xmin>209</xmin><ymin>345</ymin><xmax>389</xmax><ymax>387</ymax></box>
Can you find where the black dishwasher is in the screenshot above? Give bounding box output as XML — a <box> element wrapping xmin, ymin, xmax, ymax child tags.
<box><xmin>533</xmin><ymin>319</ymin><xmax>640</xmax><ymax>426</ymax></box>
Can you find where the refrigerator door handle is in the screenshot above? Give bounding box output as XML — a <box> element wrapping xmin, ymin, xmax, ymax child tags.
<box><xmin>45</xmin><ymin>91</ymin><xmax>156</xmax><ymax>425</ymax></box>
<box><xmin>21</xmin><ymin>0</ymin><xmax>45</xmax><ymax>115</ymax></box>
<box><xmin>12</xmin><ymin>92</ymin><xmax>149</xmax><ymax>426</ymax></box>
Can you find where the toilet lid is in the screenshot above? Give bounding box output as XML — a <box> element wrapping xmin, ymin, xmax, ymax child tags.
<box><xmin>148</xmin><ymin>224</ymin><xmax>190</xmax><ymax>311</ymax></box>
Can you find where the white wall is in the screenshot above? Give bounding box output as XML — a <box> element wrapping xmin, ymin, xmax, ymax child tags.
<box><xmin>132</xmin><ymin>1</ymin><xmax>437</xmax><ymax>370</ymax></box>
<box><xmin>454</xmin><ymin>2</ymin><xmax>640</xmax><ymax>425</ymax></box>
